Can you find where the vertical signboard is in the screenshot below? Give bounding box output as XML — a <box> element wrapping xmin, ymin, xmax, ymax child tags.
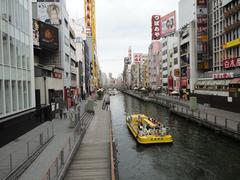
<box><xmin>133</xmin><ymin>53</ymin><xmax>142</xmax><ymax>64</ymax></box>
<box><xmin>196</xmin><ymin>0</ymin><xmax>208</xmax><ymax>70</ymax></box>
<box><xmin>37</xmin><ymin>0</ymin><xmax>61</xmax><ymax>25</ymax></box>
<box><xmin>152</xmin><ymin>15</ymin><xmax>161</xmax><ymax>40</ymax></box>
<box><xmin>128</xmin><ymin>46</ymin><xmax>132</xmax><ymax>64</ymax></box>
<box><xmin>85</xmin><ymin>0</ymin><xmax>92</xmax><ymax>36</ymax></box>
<box><xmin>161</xmin><ymin>11</ymin><xmax>176</xmax><ymax>37</ymax></box>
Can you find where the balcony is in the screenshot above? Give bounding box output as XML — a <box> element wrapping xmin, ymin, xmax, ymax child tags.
<box><xmin>223</xmin><ymin>4</ymin><xmax>240</xmax><ymax>18</ymax></box>
<box><xmin>224</xmin><ymin>20</ymin><xmax>240</xmax><ymax>32</ymax></box>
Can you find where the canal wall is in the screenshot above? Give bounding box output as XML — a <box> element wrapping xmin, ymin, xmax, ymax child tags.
<box><xmin>122</xmin><ymin>90</ymin><xmax>240</xmax><ymax>141</ymax></box>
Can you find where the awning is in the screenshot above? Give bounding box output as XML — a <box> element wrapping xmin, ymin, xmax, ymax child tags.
<box><xmin>230</xmin><ymin>78</ymin><xmax>240</xmax><ymax>84</ymax></box>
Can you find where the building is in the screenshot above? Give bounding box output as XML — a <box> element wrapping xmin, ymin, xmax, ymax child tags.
<box><xmin>222</xmin><ymin>0</ymin><xmax>240</xmax><ymax>98</ymax></box>
<box><xmin>148</xmin><ymin>41</ymin><xmax>161</xmax><ymax>90</ymax></box>
<box><xmin>0</xmin><ymin>0</ymin><xmax>54</xmax><ymax>147</ymax></box>
<box><xmin>142</xmin><ymin>55</ymin><xmax>150</xmax><ymax>88</ymax></box>
<box><xmin>161</xmin><ymin>37</ymin><xmax>178</xmax><ymax>93</ymax></box>
<box><xmin>172</xmin><ymin>39</ymin><xmax>180</xmax><ymax>91</ymax></box>
<box><xmin>179</xmin><ymin>22</ymin><xmax>198</xmax><ymax>94</ymax></box>
<box><xmin>0</xmin><ymin>0</ymin><xmax>35</xmax><ymax>118</ymax></box>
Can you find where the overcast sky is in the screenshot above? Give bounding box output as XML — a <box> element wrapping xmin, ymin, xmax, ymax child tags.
<box><xmin>67</xmin><ymin>0</ymin><xmax>179</xmax><ymax>78</ymax></box>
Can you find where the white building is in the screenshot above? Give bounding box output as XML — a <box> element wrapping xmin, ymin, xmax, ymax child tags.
<box><xmin>0</xmin><ymin>0</ymin><xmax>35</xmax><ymax>118</ymax></box>
<box><xmin>161</xmin><ymin>36</ymin><xmax>178</xmax><ymax>92</ymax></box>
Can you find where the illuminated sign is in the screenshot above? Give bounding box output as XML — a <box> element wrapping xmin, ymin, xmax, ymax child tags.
<box><xmin>223</xmin><ymin>38</ymin><xmax>240</xmax><ymax>49</ymax></box>
<box><xmin>223</xmin><ymin>57</ymin><xmax>240</xmax><ymax>69</ymax></box>
<box><xmin>151</xmin><ymin>15</ymin><xmax>161</xmax><ymax>40</ymax></box>
<box><xmin>213</xmin><ymin>72</ymin><xmax>234</xmax><ymax>79</ymax></box>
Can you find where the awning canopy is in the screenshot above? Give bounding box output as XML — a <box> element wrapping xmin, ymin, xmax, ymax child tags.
<box><xmin>230</xmin><ymin>78</ymin><xmax>240</xmax><ymax>84</ymax></box>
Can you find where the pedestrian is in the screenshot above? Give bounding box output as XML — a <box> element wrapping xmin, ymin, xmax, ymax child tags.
<box><xmin>59</xmin><ymin>108</ymin><xmax>63</xmax><ymax>120</ymax></box>
<box><xmin>63</xmin><ymin>108</ymin><xmax>68</xmax><ymax>119</ymax></box>
<box><xmin>102</xmin><ymin>93</ymin><xmax>110</xmax><ymax>110</ymax></box>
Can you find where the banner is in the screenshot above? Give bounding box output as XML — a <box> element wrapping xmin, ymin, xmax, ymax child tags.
<box><xmin>161</xmin><ymin>11</ymin><xmax>176</xmax><ymax>37</ymax></box>
<box><xmin>37</xmin><ymin>1</ymin><xmax>61</xmax><ymax>25</ymax></box>
<box><xmin>151</xmin><ymin>15</ymin><xmax>161</xmax><ymax>40</ymax></box>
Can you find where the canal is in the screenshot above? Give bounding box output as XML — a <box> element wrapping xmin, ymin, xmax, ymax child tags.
<box><xmin>110</xmin><ymin>93</ymin><xmax>240</xmax><ymax>180</ymax></box>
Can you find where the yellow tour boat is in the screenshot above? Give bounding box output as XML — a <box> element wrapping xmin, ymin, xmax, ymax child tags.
<box><xmin>126</xmin><ymin>114</ymin><xmax>173</xmax><ymax>144</ymax></box>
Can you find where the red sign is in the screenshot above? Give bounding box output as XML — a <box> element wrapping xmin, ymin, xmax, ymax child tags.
<box><xmin>151</xmin><ymin>15</ymin><xmax>161</xmax><ymax>40</ymax></box>
<box><xmin>223</xmin><ymin>57</ymin><xmax>240</xmax><ymax>69</ymax></box>
<box><xmin>133</xmin><ymin>53</ymin><xmax>142</xmax><ymax>64</ymax></box>
<box><xmin>53</xmin><ymin>72</ymin><xmax>62</xmax><ymax>79</ymax></box>
<box><xmin>213</xmin><ymin>72</ymin><xmax>234</xmax><ymax>79</ymax></box>
<box><xmin>161</xmin><ymin>11</ymin><xmax>176</xmax><ymax>37</ymax></box>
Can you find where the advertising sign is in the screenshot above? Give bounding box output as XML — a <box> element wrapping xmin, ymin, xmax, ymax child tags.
<box><xmin>39</xmin><ymin>21</ymin><xmax>59</xmax><ymax>50</ymax></box>
<box><xmin>151</xmin><ymin>15</ymin><xmax>161</xmax><ymax>40</ymax></box>
<box><xmin>33</xmin><ymin>19</ymin><xmax>40</xmax><ymax>46</ymax></box>
<box><xmin>133</xmin><ymin>53</ymin><xmax>142</xmax><ymax>64</ymax></box>
<box><xmin>161</xmin><ymin>11</ymin><xmax>176</xmax><ymax>37</ymax></box>
<box><xmin>223</xmin><ymin>57</ymin><xmax>240</xmax><ymax>69</ymax></box>
<box><xmin>196</xmin><ymin>0</ymin><xmax>208</xmax><ymax>70</ymax></box>
<box><xmin>213</xmin><ymin>72</ymin><xmax>234</xmax><ymax>79</ymax></box>
<box><xmin>37</xmin><ymin>1</ymin><xmax>61</xmax><ymax>25</ymax></box>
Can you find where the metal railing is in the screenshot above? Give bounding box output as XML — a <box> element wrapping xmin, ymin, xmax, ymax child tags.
<box><xmin>0</xmin><ymin>123</ymin><xmax>54</xmax><ymax>180</ymax></box>
<box><xmin>125</xmin><ymin>90</ymin><xmax>240</xmax><ymax>136</ymax></box>
<box><xmin>41</xmin><ymin>112</ymin><xmax>93</xmax><ymax>180</ymax></box>
<box><xmin>172</xmin><ymin>104</ymin><xmax>240</xmax><ymax>134</ymax></box>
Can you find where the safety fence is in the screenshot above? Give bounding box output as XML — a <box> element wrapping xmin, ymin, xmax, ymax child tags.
<box><xmin>41</xmin><ymin>112</ymin><xmax>93</xmax><ymax>180</ymax></box>
<box><xmin>0</xmin><ymin>123</ymin><xmax>54</xmax><ymax>180</ymax></box>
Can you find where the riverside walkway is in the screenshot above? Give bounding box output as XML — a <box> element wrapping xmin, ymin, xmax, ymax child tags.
<box><xmin>123</xmin><ymin>90</ymin><xmax>240</xmax><ymax>141</ymax></box>
<box><xmin>64</xmin><ymin>100</ymin><xmax>113</xmax><ymax>180</ymax></box>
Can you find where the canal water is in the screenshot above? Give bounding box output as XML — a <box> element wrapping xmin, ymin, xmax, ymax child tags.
<box><xmin>110</xmin><ymin>93</ymin><xmax>240</xmax><ymax>180</ymax></box>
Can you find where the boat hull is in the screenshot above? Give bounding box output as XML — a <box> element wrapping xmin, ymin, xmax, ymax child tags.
<box><xmin>126</xmin><ymin>122</ymin><xmax>173</xmax><ymax>144</ymax></box>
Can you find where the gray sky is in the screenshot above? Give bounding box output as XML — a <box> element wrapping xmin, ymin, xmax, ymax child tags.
<box><xmin>67</xmin><ymin>0</ymin><xmax>179</xmax><ymax>78</ymax></box>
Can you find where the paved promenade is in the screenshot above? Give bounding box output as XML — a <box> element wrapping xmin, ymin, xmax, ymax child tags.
<box><xmin>64</xmin><ymin>101</ymin><xmax>112</xmax><ymax>180</ymax></box>
<box><xmin>18</xmin><ymin>101</ymin><xmax>87</xmax><ymax>180</ymax></box>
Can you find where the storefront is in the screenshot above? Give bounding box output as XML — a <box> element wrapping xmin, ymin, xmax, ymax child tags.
<box><xmin>229</xmin><ymin>78</ymin><xmax>240</xmax><ymax>97</ymax></box>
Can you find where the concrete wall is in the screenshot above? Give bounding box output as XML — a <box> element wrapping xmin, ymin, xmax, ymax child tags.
<box><xmin>35</xmin><ymin>77</ymin><xmax>64</xmax><ymax>105</ymax></box>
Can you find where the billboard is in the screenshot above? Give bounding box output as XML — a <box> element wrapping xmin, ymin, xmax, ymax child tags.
<box><xmin>37</xmin><ymin>1</ymin><xmax>61</xmax><ymax>25</ymax></box>
<box><xmin>161</xmin><ymin>11</ymin><xmax>176</xmax><ymax>37</ymax></box>
<box><xmin>133</xmin><ymin>53</ymin><xmax>142</xmax><ymax>64</ymax></box>
<box><xmin>33</xmin><ymin>19</ymin><xmax>40</xmax><ymax>46</ymax></box>
<box><xmin>33</xmin><ymin>19</ymin><xmax>59</xmax><ymax>51</ymax></box>
<box><xmin>39</xmin><ymin>21</ymin><xmax>59</xmax><ymax>50</ymax></box>
<box><xmin>151</xmin><ymin>15</ymin><xmax>161</xmax><ymax>40</ymax></box>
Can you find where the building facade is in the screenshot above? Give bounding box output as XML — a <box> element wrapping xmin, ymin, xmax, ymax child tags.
<box><xmin>0</xmin><ymin>0</ymin><xmax>35</xmax><ymax>118</ymax></box>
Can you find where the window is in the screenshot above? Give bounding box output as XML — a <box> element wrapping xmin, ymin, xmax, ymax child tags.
<box><xmin>18</xmin><ymin>81</ymin><xmax>23</xmax><ymax>110</ymax></box>
<box><xmin>0</xmin><ymin>80</ymin><xmax>4</xmax><ymax>115</ymax></box>
<box><xmin>12</xmin><ymin>80</ymin><xmax>17</xmax><ymax>111</ymax></box>
<box><xmin>10</xmin><ymin>36</ymin><xmax>16</xmax><ymax>66</ymax></box>
<box><xmin>23</xmin><ymin>81</ymin><xmax>27</xmax><ymax>109</ymax></box>
<box><xmin>3</xmin><ymin>32</ymin><xmax>9</xmax><ymax>65</ymax></box>
<box><xmin>28</xmin><ymin>81</ymin><xmax>31</xmax><ymax>107</ymax></box>
<box><xmin>5</xmin><ymin>80</ymin><xmax>11</xmax><ymax>113</ymax></box>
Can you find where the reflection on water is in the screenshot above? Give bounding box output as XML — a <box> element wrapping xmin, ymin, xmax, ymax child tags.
<box><xmin>111</xmin><ymin>93</ymin><xmax>240</xmax><ymax>180</ymax></box>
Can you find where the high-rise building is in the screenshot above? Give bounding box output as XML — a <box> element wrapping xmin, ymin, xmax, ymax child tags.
<box><xmin>0</xmin><ymin>0</ymin><xmax>35</xmax><ymax>118</ymax></box>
